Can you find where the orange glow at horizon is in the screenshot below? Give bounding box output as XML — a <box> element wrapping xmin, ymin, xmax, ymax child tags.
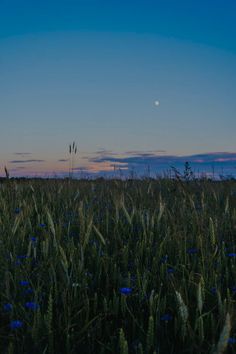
<box><xmin>3</xmin><ymin>159</ymin><xmax>128</xmax><ymax>177</ymax></box>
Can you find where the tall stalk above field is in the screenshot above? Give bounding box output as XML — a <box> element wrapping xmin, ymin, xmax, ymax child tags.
<box><xmin>69</xmin><ymin>141</ymin><xmax>78</xmax><ymax>179</ymax></box>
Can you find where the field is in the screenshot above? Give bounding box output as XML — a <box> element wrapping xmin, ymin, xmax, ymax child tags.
<box><xmin>0</xmin><ymin>177</ymin><xmax>236</xmax><ymax>353</ymax></box>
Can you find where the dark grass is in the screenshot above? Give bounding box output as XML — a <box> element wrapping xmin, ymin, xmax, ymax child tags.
<box><xmin>0</xmin><ymin>177</ymin><xmax>236</xmax><ymax>353</ymax></box>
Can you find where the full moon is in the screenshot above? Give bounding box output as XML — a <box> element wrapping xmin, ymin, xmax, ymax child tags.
<box><xmin>154</xmin><ymin>100</ymin><xmax>160</xmax><ymax>106</ymax></box>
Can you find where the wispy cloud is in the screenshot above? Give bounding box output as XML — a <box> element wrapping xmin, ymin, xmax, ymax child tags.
<box><xmin>58</xmin><ymin>159</ymin><xmax>69</xmax><ymax>162</ymax></box>
<box><xmin>95</xmin><ymin>149</ymin><xmax>120</xmax><ymax>156</ymax></box>
<box><xmin>9</xmin><ymin>166</ymin><xmax>26</xmax><ymax>172</ymax></box>
<box><xmin>9</xmin><ymin>160</ymin><xmax>45</xmax><ymax>164</ymax></box>
<box><xmin>14</xmin><ymin>152</ymin><xmax>32</xmax><ymax>156</ymax></box>
<box><xmin>93</xmin><ymin>149</ymin><xmax>166</xmax><ymax>157</ymax></box>
<box><xmin>124</xmin><ymin>150</ymin><xmax>166</xmax><ymax>156</ymax></box>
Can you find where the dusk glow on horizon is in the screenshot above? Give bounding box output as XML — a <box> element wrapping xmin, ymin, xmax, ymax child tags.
<box><xmin>0</xmin><ymin>0</ymin><xmax>236</xmax><ymax>178</ymax></box>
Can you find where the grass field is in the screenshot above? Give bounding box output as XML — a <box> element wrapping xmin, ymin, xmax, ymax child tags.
<box><xmin>0</xmin><ymin>177</ymin><xmax>236</xmax><ymax>353</ymax></box>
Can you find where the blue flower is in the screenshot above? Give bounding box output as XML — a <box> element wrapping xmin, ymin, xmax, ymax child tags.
<box><xmin>19</xmin><ymin>280</ymin><xmax>29</xmax><ymax>286</ymax></box>
<box><xmin>25</xmin><ymin>302</ymin><xmax>39</xmax><ymax>310</ymax></box>
<box><xmin>10</xmin><ymin>320</ymin><xmax>23</xmax><ymax>329</ymax></box>
<box><xmin>227</xmin><ymin>253</ymin><xmax>236</xmax><ymax>257</ymax></box>
<box><xmin>30</xmin><ymin>236</ymin><xmax>37</xmax><ymax>242</ymax></box>
<box><xmin>228</xmin><ymin>337</ymin><xmax>236</xmax><ymax>344</ymax></box>
<box><xmin>211</xmin><ymin>287</ymin><xmax>217</xmax><ymax>295</ymax></box>
<box><xmin>3</xmin><ymin>303</ymin><xmax>13</xmax><ymax>312</ymax></box>
<box><xmin>119</xmin><ymin>287</ymin><xmax>132</xmax><ymax>295</ymax></box>
<box><xmin>17</xmin><ymin>255</ymin><xmax>29</xmax><ymax>259</ymax></box>
<box><xmin>14</xmin><ymin>208</ymin><xmax>21</xmax><ymax>214</ymax></box>
<box><xmin>231</xmin><ymin>286</ymin><xmax>236</xmax><ymax>294</ymax></box>
<box><xmin>187</xmin><ymin>248</ymin><xmax>198</xmax><ymax>254</ymax></box>
<box><xmin>160</xmin><ymin>313</ymin><xmax>173</xmax><ymax>322</ymax></box>
<box><xmin>167</xmin><ymin>267</ymin><xmax>174</xmax><ymax>274</ymax></box>
<box><xmin>39</xmin><ymin>223</ymin><xmax>46</xmax><ymax>228</ymax></box>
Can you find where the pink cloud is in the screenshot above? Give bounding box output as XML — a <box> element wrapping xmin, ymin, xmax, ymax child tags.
<box><xmin>214</xmin><ymin>158</ymin><xmax>236</xmax><ymax>162</ymax></box>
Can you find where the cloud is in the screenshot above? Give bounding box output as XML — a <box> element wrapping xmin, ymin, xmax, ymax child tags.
<box><xmin>72</xmin><ymin>162</ymin><xmax>128</xmax><ymax>172</ymax></box>
<box><xmin>72</xmin><ymin>160</ymin><xmax>128</xmax><ymax>173</ymax></box>
<box><xmin>6</xmin><ymin>151</ymin><xmax>236</xmax><ymax>179</ymax></box>
<box><xmin>214</xmin><ymin>158</ymin><xmax>236</xmax><ymax>162</ymax></box>
<box><xmin>95</xmin><ymin>149</ymin><xmax>119</xmax><ymax>156</ymax></box>
<box><xmin>89</xmin><ymin>155</ymin><xmax>177</xmax><ymax>165</ymax></box>
<box><xmin>9</xmin><ymin>166</ymin><xmax>26</xmax><ymax>172</ymax></box>
<box><xmin>58</xmin><ymin>159</ymin><xmax>69</xmax><ymax>162</ymax></box>
<box><xmin>14</xmin><ymin>152</ymin><xmax>32</xmax><ymax>156</ymax></box>
<box><xmin>83</xmin><ymin>151</ymin><xmax>236</xmax><ymax>178</ymax></box>
<box><xmin>180</xmin><ymin>153</ymin><xmax>236</xmax><ymax>164</ymax></box>
<box><xmin>9</xmin><ymin>160</ymin><xmax>45</xmax><ymax>164</ymax></box>
<box><xmin>124</xmin><ymin>150</ymin><xmax>166</xmax><ymax>156</ymax></box>
<box><xmin>94</xmin><ymin>149</ymin><xmax>166</xmax><ymax>157</ymax></box>
<box><xmin>89</xmin><ymin>152</ymin><xmax>236</xmax><ymax>166</ymax></box>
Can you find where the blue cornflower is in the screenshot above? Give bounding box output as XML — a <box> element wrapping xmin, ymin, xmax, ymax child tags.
<box><xmin>119</xmin><ymin>287</ymin><xmax>132</xmax><ymax>295</ymax></box>
<box><xmin>211</xmin><ymin>287</ymin><xmax>217</xmax><ymax>295</ymax></box>
<box><xmin>227</xmin><ymin>253</ymin><xmax>236</xmax><ymax>257</ymax></box>
<box><xmin>30</xmin><ymin>236</ymin><xmax>37</xmax><ymax>242</ymax></box>
<box><xmin>17</xmin><ymin>255</ymin><xmax>29</xmax><ymax>259</ymax></box>
<box><xmin>19</xmin><ymin>280</ymin><xmax>29</xmax><ymax>286</ymax></box>
<box><xmin>14</xmin><ymin>208</ymin><xmax>21</xmax><ymax>214</ymax></box>
<box><xmin>187</xmin><ymin>248</ymin><xmax>198</xmax><ymax>254</ymax></box>
<box><xmin>160</xmin><ymin>313</ymin><xmax>173</xmax><ymax>322</ymax></box>
<box><xmin>3</xmin><ymin>303</ymin><xmax>13</xmax><ymax>312</ymax></box>
<box><xmin>25</xmin><ymin>302</ymin><xmax>39</xmax><ymax>310</ymax></box>
<box><xmin>228</xmin><ymin>337</ymin><xmax>236</xmax><ymax>344</ymax></box>
<box><xmin>39</xmin><ymin>223</ymin><xmax>46</xmax><ymax>228</ymax></box>
<box><xmin>167</xmin><ymin>267</ymin><xmax>174</xmax><ymax>274</ymax></box>
<box><xmin>10</xmin><ymin>320</ymin><xmax>23</xmax><ymax>329</ymax></box>
<box><xmin>231</xmin><ymin>286</ymin><xmax>236</xmax><ymax>294</ymax></box>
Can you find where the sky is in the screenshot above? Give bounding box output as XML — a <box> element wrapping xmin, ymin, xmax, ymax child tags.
<box><xmin>0</xmin><ymin>0</ymin><xmax>236</xmax><ymax>178</ymax></box>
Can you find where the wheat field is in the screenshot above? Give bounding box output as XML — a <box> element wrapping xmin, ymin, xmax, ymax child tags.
<box><xmin>0</xmin><ymin>177</ymin><xmax>236</xmax><ymax>353</ymax></box>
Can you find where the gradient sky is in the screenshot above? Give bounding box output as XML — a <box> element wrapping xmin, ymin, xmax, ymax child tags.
<box><xmin>0</xmin><ymin>0</ymin><xmax>236</xmax><ymax>178</ymax></box>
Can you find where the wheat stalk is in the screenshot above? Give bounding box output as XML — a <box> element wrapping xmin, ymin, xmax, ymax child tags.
<box><xmin>197</xmin><ymin>279</ymin><xmax>204</xmax><ymax>314</ymax></box>
<box><xmin>146</xmin><ymin>315</ymin><xmax>154</xmax><ymax>352</ymax></box>
<box><xmin>175</xmin><ymin>291</ymin><xmax>189</xmax><ymax>339</ymax></box>
<box><xmin>213</xmin><ymin>313</ymin><xmax>231</xmax><ymax>354</ymax></box>
<box><xmin>119</xmin><ymin>328</ymin><xmax>129</xmax><ymax>354</ymax></box>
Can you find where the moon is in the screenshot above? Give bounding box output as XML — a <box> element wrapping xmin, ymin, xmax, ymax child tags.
<box><xmin>154</xmin><ymin>100</ymin><xmax>160</xmax><ymax>106</ymax></box>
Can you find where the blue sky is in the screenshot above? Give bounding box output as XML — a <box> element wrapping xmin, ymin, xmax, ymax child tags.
<box><xmin>0</xmin><ymin>0</ymin><xmax>236</xmax><ymax>178</ymax></box>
